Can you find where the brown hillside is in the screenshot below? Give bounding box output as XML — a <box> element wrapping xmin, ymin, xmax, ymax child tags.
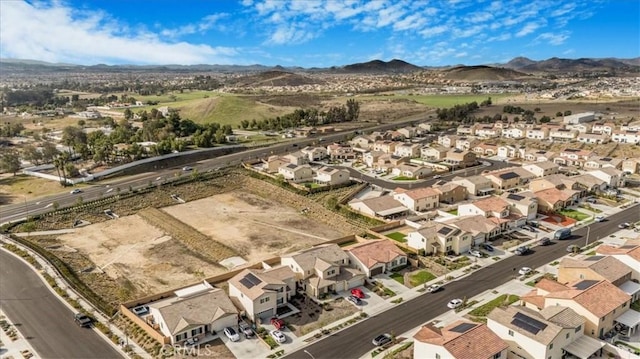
<box><xmin>441</xmin><ymin>65</ymin><xmax>531</xmax><ymax>81</ymax></box>
<box><xmin>231</xmin><ymin>70</ymin><xmax>326</xmax><ymax>87</ymax></box>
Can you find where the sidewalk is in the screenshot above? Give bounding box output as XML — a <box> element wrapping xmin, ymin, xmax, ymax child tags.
<box><xmin>0</xmin><ymin>235</ymin><xmax>151</xmax><ymax>359</ymax></box>
<box><xmin>0</xmin><ymin>309</ymin><xmax>38</xmax><ymax>359</ymax></box>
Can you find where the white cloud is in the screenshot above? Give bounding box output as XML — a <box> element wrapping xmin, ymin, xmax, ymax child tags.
<box><xmin>419</xmin><ymin>25</ymin><xmax>448</xmax><ymax>38</ymax></box>
<box><xmin>488</xmin><ymin>33</ymin><xmax>511</xmax><ymax>42</ymax></box>
<box><xmin>467</xmin><ymin>11</ymin><xmax>493</xmax><ymax>23</ymax></box>
<box><xmin>454</xmin><ymin>51</ymin><xmax>468</xmax><ymax>58</ymax></box>
<box><xmin>516</xmin><ymin>21</ymin><xmax>543</xmax><ymax>37</ymax></box>
<box><xmin>0</xmin><ymin>1</ymin><xmax>238</xmax><ymax>65</ymax></box>
<box><xmin>551</xmin><ymin>3</ymin><xmax>576</xmax><ymax>17</ymax></box>
<box><xmin>535</xmin><ymin>32</ymin><xmax>569</xmax><ymax>45</ymax></box>
<box><xmin>267</xmin><ymin>23</ymin><xmax>316</xmax><ymax>45</ymax></box>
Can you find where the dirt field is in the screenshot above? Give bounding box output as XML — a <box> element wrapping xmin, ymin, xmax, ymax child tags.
<box><xmin>54</xmin><ymin>188</ymin><xmax>346</xmax><ymax>295</ymax></box>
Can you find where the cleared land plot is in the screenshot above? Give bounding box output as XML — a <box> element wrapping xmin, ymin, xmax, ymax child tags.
<box><xmin>0</xmin><ymin>174</ymin><xmax>71</xmax><ymax>205</ymax></box>
<box><xmin>163</xmin><ymin>191</ymin><xmax>346</xmax><ymax>264</ymax></box>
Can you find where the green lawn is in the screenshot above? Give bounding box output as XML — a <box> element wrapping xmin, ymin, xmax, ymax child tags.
<box><xmin>468</xmin><ymin>294</ymin><xmax>520</xmax><ymax>317</ymax></box>
<box><xmin>559</xmin><ymin>209</ymin><xmax>590</xmax><ymax>221</ymax></box>
<box><xmin>352</xmin><ymin>93</ymin><xmax>517</xmax><ymax>108</ymax></box>
<box><xmin>392</xmin><ymin>176</ymin><xmax>416</xmax><ymax>181</ymax></box>
<box><xmin>386</xmin><ymin>232</ymin><xmax>407</xmax><ymax>243</ymax></box>
<box><xmin>447</xmin><ymin>209</ymin><xmax>458</xmax><ymax>215</ymax></box>
<box><xmin>389</xmin><ymin>272</ymin><xmax>404</xmax><ymax>285</ymax></box>
<box><xmin>408</xmin><ymin>271</ymin><xmax>436</xmax><ymax>287</ymax></box>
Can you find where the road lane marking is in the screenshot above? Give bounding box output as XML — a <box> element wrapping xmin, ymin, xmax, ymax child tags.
<box><xmin>45</xmin><ymin>203</ymin><xmax>53</xmax><ymax>208</ymax></box>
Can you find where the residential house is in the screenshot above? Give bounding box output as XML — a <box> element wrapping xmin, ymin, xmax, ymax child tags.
<box><xmin>488</xmin><ymin>305</ymin><xmax>604</xmax><ymax>359</ymax></box>
<box><xmin>526</xmin><ymin>127</ymin><xmax>549</xmax><ymax>140</ymax></box>
<box><xmin>393</xmin><ymin>187</ymin><xmax>440</xmax><ymax>212</ymax></box>
<box><xmin>523</xmin><ymin>150</ymin><xmax>556</xmax><ymax>163</ymax></box>
<box><xmin>413</xmin><ymin>321</ymin><xmax>508</xmax><ymax>359</ymax></box>
<box><xmin>421</xmin><ymin>145</ymin><xmax>448</xmax><ymax>161</ymax></box>
<box><xmin>588</xmin><ymin>167</ymin><xmax>623</xmax><ymax>188</ymax></box>
<box><xmin>456</xmin><ymin>125</ymin><xmax>476</xmax><ymax>136</ymax></box>
<box><xmin>314</xmin><ymin>166</ymin><xmax>351</xmax><ymax>186</ymax></box>
<box><xmin>148</xmin><ymin>282</ymin><xmax>238</xmax><ymax>345</ymax></box>
<box><xmin>450</xmin><ymin>175</ymin><xmax>494</xmax><ymax>196</ymax></box>
<box><xmin>549</xmin><ymin>128</ymin><xmax>579</xmax><ymax>142</ymax></box>
<box><xmin>577</xmin><ymin>133</ymin><xmax>609</xmax><ymax>144</ymax></box>
<box><xmin>563</xmin><ymin>112</ymin><xmax>595</xmax><ymax>124</ymax></box>
<box><xmin>443</xmin><ymin>215</ymin><xmax>501</xmax><ymax>246</ymax></box>
<box><xmin>350</xmin><ymin>135</ymin><xmax>374</xmax><ymax>150</ymax></box>
<box><xmin>597</xmin><ymin>242</ymin><xmax>640</xmax><ymax>284</ymax></box>
<box><xmin>510</xmin><ymin>167</ymin><xmax>537</xmax><ymax>185</ymax></box>
<box><xmin>622</xmin><ymin>159</ymin><xmax>640</xmax><ymax>174</ymax></box>
<box><xmin>376</xmin><ymin>154</ymin><xmax>408</xmax><ymax>172</ymax></box>
<box><xmin>300</xmin><ymin>146</ymin><xmax>328</xmax><ymax>161</ymax></box>
<box><xmin>458</xmin><ymin>196</ymin><xmax>523</xmax><ymax>230</ymax></box>
<box><xmin>265</xmin><ymin>156</ymin><xmax>290</xmax><ymax>173</ymax></box>
<box><xmin>373</xmin><ymin>140</ymin><xmax>398</xmax><ymax>154</ymax></box>
<box><xmin>406</xmin><ymin>222</ymin><xmax>473</xmax><ymax>255</ymax></box>
<box><xmin>293</xmin><ymin>126</ymin><xmax>316</xmax><ymax>137</ymax></box>
<box><xmin>394</xmin><ymin>143</ymin><xmax>421</xmax><ymax>158</ymax></box>
<box><xmin>278</xmin><ymin>164</ymin><xmax>313</xmax><ymax>183</ymax></box>
<box><xmin>228</xmin><ymin>266</ymin><xmax>296</xmax><ymax>322</ymax></box>
<box><xmin>391</xmin><ymin>163</ymin><xmax>431</xmax><ymax>179</ymax></box>
<box><xmin>455</xmin><ymin>137</ymin><xmax>478</xmax><ymax>151</ymax></box>
<box><xmin>283</xmin><ymin>151</ymin><xmax>309</xmax><ymax>166</ymax></box>
<box><xmin>497</xmin><ymin>145</ymin><xmax>520</xmax><ymax>159</ymax></box>
<box><xmin>345</xmin><ymin>240</ymin><xmax>407</xmax><ymax>277</ymax></box>
<box><xmin>280</xmin><ymin>244</ymin><xmax>365</xmax><ymax>298</ymax></box>
<box><xmin>397</xmin><ymin>127</ymin><xmax>417</xmax><ymax>139</ymax></box>
<box><xmin>417</xmin><ymin>122</ymin><xmax>434</xmax><ymax>133</ymax></box>
<box><xmin>444</xmin><ymin>149</ymin><xmax>477</xmax><ymax>168</ymax></box>
<box><xmin>557</xmin><ymin>255</ymin><xmax>632</xmax><ymax>287</ymax></box>
<box><xmin>592</xmin><ymin>122</ymin><xmax>616</xmax><ymax>135</ymax></box>
<box><xmin>389</xmin><ymin>130</ymin><xmax>406</xmax><ymax>141</ymax></box>
<box><xmin>363</xmin><ymin>151</ymin><xmax>385</xmax><ymax>168</ymax></box>
<box><xmin>521</xmin><ymin>278</ymin><xmax>632</xmax><ymax>339</ymax></box>
<box><xmin>326</xmin><ymin>143</ymin><xmax>356</xmax><ymax>160</ymax></box>
<box><xmin>502</xmin><ymin>191</ymin><xmax>539</xmax><ymax>221</ymax></box>
<box><xmin>485</xmin><ymin>171</ymin><xmax>521</xmax><ymax>191</ymax></box>
<box><xmin>583</xmin><ymin>156</ymin><xmax>622</xmax><ymax>170</ymax></box>
<box><xmin>473</xmin><ymin>142</ymin><xmax>498</xmax><ymax>157</ymax></box>
<box><xmin>554</xmin><ymin>148</ymin><xmax>594</xmax><ymax>168</ymax></box>
<box><xmin>571</xmin><ymin>174</ymin><xmax>608</xmax><ymax>193</ymax></box>
<box><xmin>611</xmin><ymin>130</ymin><xmax>640</xmax><ymax>144</ymax></box>
<box><xmin>433</xmin><ymin>182</ymin><xmax>468</xmax><ymax>204</ymax></box>
<box><xmin>475</xmin><ymin>125</ymin><xmax>501</xmax><ymax>138</ymax></box>
<box><xmin>565</xmin><ymin>123</ymin><xmax>593</xmax><ymax>133</ymax></box>
<box><xmin>533</xmin><ymin>187</ymin><xmax>577</xmax><ymax>212</ymax></box>
<box><xmin>621</xmin><ymin>121</ymin><xmax>640</xmax><ymax>131</ymax></box>
<box><xmin>438</xmin><ymin>135</ymin><xmax>459</xmax><ymax>148</ymax></box>
<box><xmin>522</xmin><ymin>162</ymin><xmax>560</xmax><ymax>178</ymax></box>
<box><xmin>502</xmin><ymin>127</ymin><xmax>525</xmax><ymax>139</ymax></box>
<box><xmin>529</xmin><ymin>174</ymin><xmax>582</xmax><ymax>194</ymax></box>
<box><xmin>348</xmin><ymin>195</ymin><xmax>410</xmax><ymax>220</ymax></box>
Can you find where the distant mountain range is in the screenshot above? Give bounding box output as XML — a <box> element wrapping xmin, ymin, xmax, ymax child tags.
<box><xmin>1</xmin><ymin>56</ymin><xmax>639</xmax><ymax>77</ymax></box>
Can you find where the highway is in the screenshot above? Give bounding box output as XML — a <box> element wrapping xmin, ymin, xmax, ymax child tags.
<box><xmin>286</xmin><ymin>205</ymin><xmax>640</xmax><ymax>359</ymax></box>
<box><xmin>0</xmin><ymin>250</ymin><xmax>123</xmax><ymax>358</ymax></box>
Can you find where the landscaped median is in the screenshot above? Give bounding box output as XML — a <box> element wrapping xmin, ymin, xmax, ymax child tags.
<box><xmin>466</xmin><ymin>294</ymin><xmax>520</xmax><ymax>323</ymax></box>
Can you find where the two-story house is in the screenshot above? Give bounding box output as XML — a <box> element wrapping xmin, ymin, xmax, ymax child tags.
<box><xmin>577</xmin><ymin>133</ymin><xmax>609</xmax><ymax>144</ymax></box>
<box><xmin>450</xmin><ymin>175</ymin><xmax>494</xmax><ymax>196</ymax></box>
<box><xmin>314</xmin><ymin>166</ymin><xmax>351</xmax><ymax>186</ymax></box>
<box><xmin>611</xmin><ymin>130</ymin><xmax>640</xmax><ymax>144</ymax></box>
<box><xmin>587</xmin><ymin>167</ymin><xmax>623</xmax><ymax>188</ymax></box>
<box><xmin>421</xmin><ymin>145</ymin><xmax>449</xmax><ymax>161</ymax></box>
<box><xmin>458</xmin><ymin>196</ymin><xmax>523</xmax><ymax>230</ymax></box>
<box><xmin>433</xmin><ymin>182</ymin><xmax>468</xmax><ymax>204</ymax></box>
<box><xmin>456</xmin><ymin>125</ymin><xmax>476</xmax><ymax>136</ymax></box>
<box><xmin>445</xmin><ymin>149</ymin><xmax>477</xmax><ymax>168</ymax></box>
<box><xmin>557</xmin><ymin>255</ymin><xmax>632</xmax><ymax>287</ymax></box>
<box><xmin>526</xmin><ymin>127</ymin><xmax>549</xmax><ymax>140</ymax></box>
<box><xmin>443</xmin><ymin>215</ymin><xmax>501</xmax><ymax>246</ymax></box>
<box><xmin>228</xmin><ymin>266</ymin><xmax>296</xmax><ymax>322</ymax></box>
<box><xmin>549</xmin><ymin>128</ymin><xmax>579</xmax><ymax>142</ymax></box>
<box><xmin>522</xmin><ymin>161</ymin><xmax>560</xmax><ymax>178</ymax></box>
<box><xmin>280</xmin><ymin>244</ymin><xmax>365</xmax><ymax>299</ymax></box>
<box><xmin>523</xmin><ymin>149</ymin><xmax>556</xmax><ymax>163</ymax></box>
<box><xmin>502</xmin><ymin>191</ymin><xmax>539</xmax><ymax>221</ymax></box>
<box><xmin>438</xmin><ymin>135</ymin><xmax>459</xmax><ymax>148</ymax></box>
<box><xmin>393</xmin><ymin>187</ymin><xmax>440</xmax><ymax>212</ymax></box>
<box><xmin>475</xmin><ymin>125</ymin><xmax>501</xmax><ymax>138</ymax></box>
<box><xmin>502</xmin><ymin>127</ymin><xmax>525</xmax><ymax>139</ymax></box>
<box><xmin>349</xmin><ymin>195</ymin><xmax>410</xmax><ymax>220</ymax></box>
<box><xmin>278</xmin><ymin>163</ymin><xmax>313</xmax><ymax>182</ymax></box>
<box><xmin>485</xmin><ymin>171</ymin><xmax>521</xmax><ymax>191</ymax></box>
<box><xmin>394</xmin><ymin>143</ymin><xmax>421</xmax><ymax>158</ymax></box>
<box><xmin>373</xmin><ymin>140</ymin><xmax>399</xmax><ymax>154</ymax></box>
<box><xmin>326</xmin><ymin>143</ymin><xmax>356</xmax><ymax>160</ymax></box>
<box><xmin>414</xmin><ymin>321</ymin><xmax>508</xmax><ymax>359</ymax></box>
<box><xmin>283</xmin><ymin>151</ymin><xmax>309</xmax><ymax>166</ymax></box>
<box><xmin>406</xmin><ymin>222</ymin><xmax>473</xmax><ymax>255</ymax></box>
<box><xmin>391</xmin><ymin>163</ymin><xmax>432</xmax><ymax>179</ymax></box>
<box><xmin>597</xmin><ymin>242</ymin><xmax>640</xmax><ymax>283</ymax></box>
<box><xmin>301</xmin><ymin>146</ymin><xmax>328</xmax><ymax>161</ymax></box>
<box><xmin>592</xmin><ymin>122</ymin><xmax>616</xmax><ymax>135</ymax></box>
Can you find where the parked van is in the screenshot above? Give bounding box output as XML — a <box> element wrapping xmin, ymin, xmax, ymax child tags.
<box><xmin>554</xmin><ymin>228</ymin><xmax>572</xmax><ymax>240</ymax></box>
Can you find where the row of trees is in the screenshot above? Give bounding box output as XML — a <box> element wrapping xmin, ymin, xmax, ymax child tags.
<box><xmin>239</xmin><ymin>99</ymin><xmax>360</xmax><ymax>131</ymax></box>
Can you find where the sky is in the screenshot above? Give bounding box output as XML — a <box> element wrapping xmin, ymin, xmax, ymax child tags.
<box><xmin>1</xmin><ymin>0</ymin><xmax>639</xmax><ymax>67</ymax></box>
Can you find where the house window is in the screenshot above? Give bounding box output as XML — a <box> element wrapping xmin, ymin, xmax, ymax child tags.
<box><xmin>508</xmin><ymin>330</ymin><xmax>514</xmax><ymax>336</ymax></box>
<box><xmin>566</xmin><ymin>332</ymin><xmax>570</xmax><ymax>339</ymax></box>
<box><xmin>549</xmin><ymin>343</ymin><xmax>553</xmax><ymax>349</ymax></box>
<box><xmin>260</xmin><ymin>297</ymin><xmax>270</xmax><ymax>304</ymax></box>
<box><xmin>192</xmin><ymin>327</ymin><xmax>202</xmax><ymax>337</ymax></box>
<box><xmin>493</xmin><ymin>353</ymin><xmax>501</xmax><ymax>359</ymax></box>
<box><xmin>435</xmin><ymin>354</ymin><xmax>440</xmax><ymax>359</ymax></box>
<box><xmin>575</xmin><ymin>325</ymin><xmax>581</xmax><ymax>333</ymax></box>
<box><xmin>400</xmin><ymin>257</ymin><xmax>406</xmax><ymax>264</ymax></box>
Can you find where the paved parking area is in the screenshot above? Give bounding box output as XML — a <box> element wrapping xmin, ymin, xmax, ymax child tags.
<box><xmin>221</xmin><ymin>331</ymin><xmax>270</xmax><ymax>359</ymax></box>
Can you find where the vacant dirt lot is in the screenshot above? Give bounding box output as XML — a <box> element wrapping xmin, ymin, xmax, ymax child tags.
<box><xmin>55</xmin><ymin>188</ymin><xmax>346</xmax><ymax>296</ymax></box>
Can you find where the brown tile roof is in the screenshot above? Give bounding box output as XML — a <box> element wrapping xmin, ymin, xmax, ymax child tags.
<box><xmin>394</xmin><ymin>187</ymin><xmax>439</xmax><ymax>200</ymax></box>
<box><xmin>534</xmin><ymin>187</ymin><xmax>574</xmax><ymax>204</ymax></box>
<box><xmin>471</xmin><ymin>196</ymin><xmax>510</xmax><ymax>213</ymax></box>
<box><xmin>414</xmin><ymin>321</ymin><xmax>508</xmax><ymax>359</ymax></box>
<box><xmin>596</xmin><ymin>242</ymin><xmax>640</xmax><ymax>256</ymax></box>
<box><xmin>443</xmin><ymin>215</ymin><xmax>499</xmax><ymax>237</ymax></box>
<box><xmin>546</xmin><ymin>280</ymin><xmax>631</xmax><ymax>318</ymax></box>
<box><xmin>228</xmin><ymin>266</ymin><xmax>295</xmax><ymax>300</ymax></box>
<box><xmin>535</xmin><ymin>278</ymin><xmax>570</xmax><ymax>293</ymax></box>
<box><xmin>346</xmin><ymin>240</ymin><xmax>406</xmax><ymax>269</ymax></box>
<box><xmin>560</xmin><ymin>256</ymin><xmax>631</xmax><ymax>283</ymax></box>
<box><xmin>540</xmin><ymin>306</ymin><xmax>585</xmax><ymax>328</ymax></box>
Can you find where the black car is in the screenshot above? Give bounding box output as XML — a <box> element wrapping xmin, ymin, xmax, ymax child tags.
<box><xmin>74</xmin><ymin>313</ymin><xmax>92</xmax><ymax>327</ymax></box>
<box><xmin>515</xmin><ymin>246</ymin><xmax>531</xmax><ymax>255</ymax></box>
<box><xmin>481</xmin><ymin>243</ymin><xmax>494</xmax><ymax>252</ymax></box>
<box><xmin>538</xmin><ymin>237</ymin><xmax>551</xmax><ymax>246</ymax></box>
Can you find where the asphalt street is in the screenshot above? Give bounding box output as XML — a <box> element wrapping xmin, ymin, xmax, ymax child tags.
<box><xmin>0</xmin><ymin>250</ymin><xmax>123</xmax><ymax>358</ymax></box>
<box><xmin>286</xmin><ymin>205</ymin><xmax>640</xmax><ymax>359</ymax></box>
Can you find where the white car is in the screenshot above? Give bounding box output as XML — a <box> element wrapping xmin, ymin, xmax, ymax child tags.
<box><xmin>518</xmin><ymin>267</ymin><xmax>532</xmax><ymax>276</ymax></box>
<box><xmin>447</xmin><ymin>299</ymin><xmax>463</xmax><ymax>309</ymax></box>
<box><xmin>70</xmin><ymin>189</ymin><xmax>82</xmax><ymax>194</ymax></box>
<box><xmin>223</xmin><ymin>327</ymin><xmax>240</xmax><ymax>342</ymax></box>
<box><xmin>595</xmin><ymin>215</ymin><xmax>605</xmax><ymax>222</ymax></box>
<box><xmin>270</xmin><ymin>330</ymin><xmax>286</xmax><ymax>343</ymax></box>
<box><xmin>426</xmin><ymin>284</ymin><xmax>441</xmax><ymax>293</ymax></box>
<box><xmin>469</xmin><ymin>250</ymin><xmax>482</xmax><ymax>258</ymax></box>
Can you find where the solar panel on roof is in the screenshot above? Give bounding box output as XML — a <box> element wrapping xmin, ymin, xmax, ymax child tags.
<box><xmin>511</xmin><ymin>312</ymin><xmax>548</xmax><ymax>335</ymax></box>
<box><xmin>574</xmin><ymin>279</ymin><xmax>598</xmax><ymax>290</ymax></box>
<box><xmin>585</xmin><ymin>255</ymin><xmax>604</xmax><ymax>261</ymax></box>
<box><xmin>499</xmin><ymin>172</ymin><xmax>519</xmax><ymax>180</ymax></box>
<box><xmin>438</xmin><ymin>226</ymin><xmax>453</xmax><ymax>235</ymax></box>
<box><xmin>450</xmin><ymin>323</ymin><xmax>477</xmax><ymax>333</ymax></box>
<box><xmin>240</xmin><ymin>273</ymin><xmax>262</xmax><ymax>288</ymax></box>
<box><xmin>507</xmin><ymin>193</ymin><xmax>525</xmax><ymax>201</ymax></box>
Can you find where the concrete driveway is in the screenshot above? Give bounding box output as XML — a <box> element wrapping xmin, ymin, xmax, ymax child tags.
<box><xmin>221</xmin><ymin>330</ymin><xmax>270</xmax><ymax>359</ymax></box>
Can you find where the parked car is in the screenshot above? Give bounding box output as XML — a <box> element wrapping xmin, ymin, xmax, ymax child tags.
<box><xmin>538</xmin><ymin>237</ymin><xmax>551</xmax><ymax>246</ymax></box>
<box><xmin>480</xmin><ymin>243</ymin><xmax>494</xmax><ymax>252</ymax></box>
<box><xmin>372</xmin><ymin>333</ymin><xmax>392</xmax><ymax>346</ymax></box>
<box><xmin>514</xmin><ymin>246</ymin><xmax>531</xmax><ymax>255</ymax></box>
<box><xmin>270</xmin><ymin>317</ymin><xmax>285</xmax><ymax>330</ymax></box>
<box><xmin>131</xmin><ymin>306</ymin><xmax>148</xmax><ymax>316</ymax></box>
<box><xmin>586</xmin><ymin>198</ymin><xmax>597</xmax><ymax>204</ymax></box>
<box><xmin>238</xmin><ymin>320</ymin><xmax>254</xmax><ymax>338</ymax></box>
<box><xmin>567</xmin><ymin>244</ymin><xmax>581</xmax><ymax>253</ymax></box>
<box><xmin>74</xmin><ymin>313</ymin><xmax>92</xmax><ymax>327</ymax></box>
<box><xmin>554</xmin><ymin>228</ymin><xmax>572</xmax><ymax>240</ymax></box>
<box><xmin>469</xmin><ymin>249</ymin><xmax>482</xmax><ymax>258</ymax></box>
<box><xmin>595</xmin><ymin>215</ymin><xmax>605</xmax><ymax>222</ymax></box>
<box><xmin>518</xmin><ymin>267</ymin><xmax>532</xmax><ymax>276</ymax></box>
<box><xmin>433</xmin><ymin>175</ymin><xmax>442</xmax><ymax>179</ymax></box>
<box><xmin>351</xmin><ymin>288</ymin><xmax>365</xmax><ymax>299</ymax></box>
<box><xmin>426</xmin><ymin>284</ymin><xmax>441</xmax><ymax>293</ymax></box>
<box><xmin>70</xmin><ymin>189</ymin><xmax>83</xmax><ymax>194</ymax></box>
<box><xmin>524</xmin><ymin>225</ymin><xmax>537</xmax><ymax>233</ymax></box>
<box><xmin>182</xmin><ymin>166</ymin><xmax>193</xmax><ymax>171</ymax></box>
<box><xmin>224</xmin><ymin>327</ymin><xmax>240</xmax><ymax>342</ymax></box>
<box><xmin>347</xmin><ymin>295</ymin><xmax>362</xmax><ymax>305</ymax></box>
<box><xmin>619</xmin><ymin>222</ymin><xmax>631</xmax><ymax>229</ymax></box>
<box><xmin>447</xmin><ymin>299</ymin><xmax>463</xmax><ymax>309</ymax></box>
<box><xmin>270</xmin><ymin>330</ymin><xmax>286</xmax><ymax>343</ymax></box>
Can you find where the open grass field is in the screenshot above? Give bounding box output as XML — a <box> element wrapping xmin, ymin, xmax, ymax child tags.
<box><xmin>0</xmin><ymin>174</ymin><xmax>69</xmax><ymax>205</ymax></box>
<box><xmin>346</xmin><ymin>93</ymin><xmax>518</xmax><ymax>107</ymax></box>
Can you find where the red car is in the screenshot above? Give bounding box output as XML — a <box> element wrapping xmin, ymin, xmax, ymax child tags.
<box><xmin>351</xmin><ymin>288</ymin><xmax>365</xmax><ymax>299</ymax></box>
<box><xmin>270</xmin><ymin>317</ymin><xmax>285</xmax><ymax>330</ymax></box>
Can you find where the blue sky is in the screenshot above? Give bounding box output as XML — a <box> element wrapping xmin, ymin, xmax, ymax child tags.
<box><xmin>1</xmin><ymin>0</ymin><xmax>638</xmax><ymax>67</ymax></box>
